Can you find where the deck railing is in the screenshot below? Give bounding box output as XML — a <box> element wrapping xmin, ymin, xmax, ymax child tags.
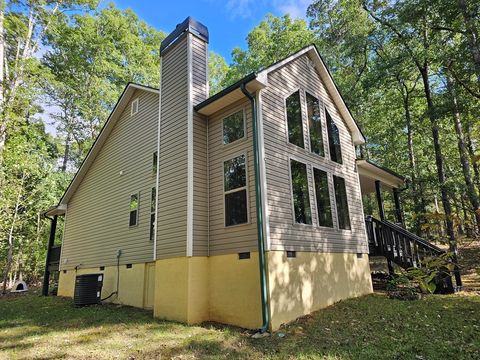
<box><xmin>365</xmin><ymin>215</ymin><xmax>444</xmax><ymax>269</ymax></box>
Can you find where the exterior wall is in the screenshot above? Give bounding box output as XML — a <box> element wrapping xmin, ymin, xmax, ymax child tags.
<box><xmin>207</xmin><ymin>98</ymin><xmax>258</xmax><ymax>255</ymax></box>
<box><xmin>261</xmin><ymin>54</ymin><xmax>369</xmax><ymax>254</ymax></box>
<box><xmin>157</xmin><ymin>32</ymin><xmax>208</xmax><ymax>259</ymax></box>
<box><xmin>153</xmin><ymin>253</ymin><xmax>261</xmax><ymax>329</ymax></box>
<box><xmin>209</xmin><ymin>252</ymin><xmax>262</xmax><ymax>329</ymax></box>
<box><xmin>61</xmin><ymin>89</ymin><xmax>158</xmax><ymax>269</ymax></box>
<box><xmin>267</xmin><ymin>251</ymin><xmax>373</xmax><ymax>330</ymax></box>
<box><xmin>57</xmin><ymin>262</ymin><xmax>154</xmax><ymax>309</ymax></box>
<box><xmin>156</xmin><ymin>35</ymin><xmax>188</xmax><ymax>258</ymax></box>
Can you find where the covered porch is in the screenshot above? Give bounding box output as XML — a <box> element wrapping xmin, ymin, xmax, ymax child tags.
<box><xmin>357</xmin><ymin>159</ymin><xmax>405</xmax><ymax>225</ymax></box>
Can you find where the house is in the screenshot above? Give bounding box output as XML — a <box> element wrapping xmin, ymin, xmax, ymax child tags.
<box><xmin>43</xmin><ymin>17</ymin><xmax>441</xmax><ymax>331</ymax></box>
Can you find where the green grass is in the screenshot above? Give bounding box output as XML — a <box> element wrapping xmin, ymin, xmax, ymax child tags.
<box><xmin>1</xmin><ymin>292</ymin><xmax>479</xmax><ymax>359</ymax></box>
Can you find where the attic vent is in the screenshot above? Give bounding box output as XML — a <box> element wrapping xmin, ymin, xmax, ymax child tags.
<box><xmin>131</xmin><ymin>98</ymin><xmax>139</xmax><ymax>115</ymax></box>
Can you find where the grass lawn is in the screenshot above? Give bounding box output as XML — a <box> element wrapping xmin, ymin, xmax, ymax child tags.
<box><xmin>1</xmin><ymin>291</ymin><xmax>479</xmax><ymax>360</ymax></box>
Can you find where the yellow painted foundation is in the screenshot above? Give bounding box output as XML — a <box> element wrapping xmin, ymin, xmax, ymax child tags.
<box><xmin>57</xmin><ymin>251</ymin><xmax>372</xmax><ymax>331</ymax></box>
<box><xmin>267</xmin><ymin>251</ymin><xmax>373</xmax><ymax>330</ymax></box>
<box><xmin>57</xmin><ymin>262</ymin><xmax>155</xmax><ymax>309</ymax></box>
<box><xmin>153</xmin><ymin>253</ymin><xmax>262</xmax><ymax>329</ymax></box>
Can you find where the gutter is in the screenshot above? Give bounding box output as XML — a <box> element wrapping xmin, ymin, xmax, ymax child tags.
<box><xmin>240</xmin><ymin>83</ymin><xmax>270</xmax><ymax>333</ymax></box>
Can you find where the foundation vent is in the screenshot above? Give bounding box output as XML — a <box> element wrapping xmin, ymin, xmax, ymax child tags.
<box><xmin>238</xmin><ymin>252</ymin><xmax>250</xmax><ymax>260</ymax></box>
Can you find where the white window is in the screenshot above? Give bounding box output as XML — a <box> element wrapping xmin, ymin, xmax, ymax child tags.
<box><xmin>223</xmin><ymin>110</ymin><xmax>245</xmax><ymax>144</ymax></box>
<box><xmin>131</xmin><ymin>98</ymin><xmax>139</xmax><ymax>116</ymax></box>
<box><xmin>129</xmin><ymin>193</ymin><xmax>139</xmax><ymax>227</ymax></box>
<box><xmin>224</xmin><ymin>154</ymin><xmax>248</xmax><ymax>226</ymax></box>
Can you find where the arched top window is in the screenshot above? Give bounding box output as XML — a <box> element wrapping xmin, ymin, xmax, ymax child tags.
<box><xmin>285</xmin><ymin>91</ymin><xmax>304</xmax><ymax>148</ymax></box>
<box><xmin>326</xmin><ymin>110</ymin><xmax>342</xmax><ymax>164</ymax></box>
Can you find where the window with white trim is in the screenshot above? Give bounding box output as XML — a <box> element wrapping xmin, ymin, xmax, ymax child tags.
<box><xmin>131</xmin><ymin>98</ymin><xmax>139</xmax><ymax>115</ymax></box>
<box><xmin>129</xmin><ymin>193</ymin><xmax>139</xmax><ymax>227</ymax></box>
<box><xmin>326</xmin><ymin>109</ymin><xmax>342</xmax><ymax>164</ymax></box>
<box><xmin>333</xmin><ymin>175</ymin><xmax>351</xmax><ymax>230</ymax></box>
<box><xmin>290</xmin><ymin>159</ymin><xmax>312</xmax><ymax>224</ymax></box>
<box><xmin>313</xmin><ymin>168</ymin><xmax>333</xmax><ymax>227</ymax></box>
<box><xmin>307</xmin><ymin>93</ymin><xmax>325</xmax><ymax>156</ymax></box>
<box><xmin>149</xmin><ymin>187</ymin><xmax>156</xmax><ymax>241</ymax></box>
<box><xmin>223</xmin><ymin>110</ymin><xmax>245</xmax><ymax>144</ymax></box>
<box><xmin>224</xmin><ymin>154</ymin><xmax>248</xmax><ymax>226</ymax></box>
<box><xmin>286</xmin><ymin>91</ymin><xmax>304</xmax><ymax>148</ymax></box>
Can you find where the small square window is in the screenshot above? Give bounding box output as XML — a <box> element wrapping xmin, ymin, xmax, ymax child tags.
<box><xmin>129</xmin><ymin>193</ymin><xmax>139</xmax><ymax>227</ymax></box>
<box><xmin>223</xmin><ymin>110</ymin><xmax>245</xmax><ymax>144</ymax></box>
<box><xmin>131</xmin><ymin>98</ymin><xmax>139</xmax><ymax>115</ymax></box>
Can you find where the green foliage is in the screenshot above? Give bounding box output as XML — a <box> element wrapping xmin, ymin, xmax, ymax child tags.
<box><xmin>407</xmin><ymin>253</ymin><xmax>456</xmax><ymax>294</ymax></box>
<box><xmin>223</xmin><ymin>14</ymin><xmax>315</xmax><ymax>87</ymax></box>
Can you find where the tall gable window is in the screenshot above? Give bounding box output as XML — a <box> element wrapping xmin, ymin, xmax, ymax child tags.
<box><xmin>326</xmin><ymin>110</ymin><xmax>342</xmax><ymax>164</ymax></box>
<box><xmin>307</xmin><ymin>93</ymin><xmax>324</xmax><ymax>156</ymax></box>
<box><xmin>333</xmin><ymin>176</ymin><xmax>351</xmax><ymax>230</ymax></box>
<box><xmin>290</xmin><ymin>159</ymin><xmax>312</xmax><ymax>224</ymax></box>
<box><xmin>224</xmin><ymin>154</ymin><xmax>248</xmax><ymax>226</ymax></box>
<box><xmin>286</xmin><ymin>91</ymin><xmax>304</xmax><ymax>148</ymax></box>
<box><xmin>131</xmin><ymin>98</ymin><xmax>139</xmax><ymax>115</ymax></box>
<box><xmin>129</xmin><ymin>193</ymin><xmax>139</xmax><ymax>227</ymax></box>
<box><xmin>223</xmin><ymin>110</ymin><xmax>245</xmax><ymax>144</ymax></box>
<box><xmin>313</xmin><ymin>168</ymin><xmax>333</xmax><ymax>227</ymax></box>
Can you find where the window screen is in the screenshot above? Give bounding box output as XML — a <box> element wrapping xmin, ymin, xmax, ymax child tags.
<box><xmin>224</xmin><ymin>155</ymin><xmax>248</xmax><ymax>226</ymax></box>
<box><xmin>307</xmin><ymin>93</ymin><xmax>324</xmax><ymax>156</ymax></box>
<box><xmin>290</xmin><ymin>159</ymin><xmax>312</xmax><ymax>224</ymax></box>
<box><xmin>286</xmin><ymin>91</ymin><xmax>304</xmax><ymax>148</ymax></box>
<box><xmin>313</xmin><ymin>168</ymin><xmax>333</xmax><ymax>227</ymax></box>
<box><xmin>334</xmin><ymin>175</ymin><xmax>351</xmax><ymax>230</ymax></box>
<box><xmin>223</xmin><ymin>110</ymin><xmax>245</xmax><ymax>144</ymax></box>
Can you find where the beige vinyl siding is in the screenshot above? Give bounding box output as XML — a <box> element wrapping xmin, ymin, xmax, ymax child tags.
<box><xmin>193</xmin><ymin>111</ymin><xmax>208</xmax><ymax>255</ymax></box>
<box><xmin>61</xmin><ymin>90</ymin><xmax>159</xmax><ymax>269</ymax></box>
<box><xmin>156</xmin><ymin>35</ymin><xmax>188</xmax><ymax>258</ymax></box>
<box><xmin>208</xmin><ymin>99</ymin><xmax>258</xmax><ymax>255</ymax></box>
<box><xmin>191</xmin><ymin>35</ymin><xmax>209</xmax><ymax>256</ymax></box>
<box><xmin>191</xmin><ymin>35</ymin><xmax>208</xmax><ymax>106</ymax></box>
<box><xmin>262</xmin><ymin>54</ymin><xmax>368</xmax><ymax>254</ymax></box>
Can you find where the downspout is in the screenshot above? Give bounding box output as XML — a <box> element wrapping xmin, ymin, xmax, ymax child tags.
<box><xmin>240</xmin><ymin>83</ymin><xmax>269</xmax><ymax>333</ymax></box>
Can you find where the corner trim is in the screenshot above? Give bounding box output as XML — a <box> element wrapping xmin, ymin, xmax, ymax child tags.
<box><xmin>153</xmin><ymin>58</ymin><xmax>162</xmax><ymax>261</ymax></box>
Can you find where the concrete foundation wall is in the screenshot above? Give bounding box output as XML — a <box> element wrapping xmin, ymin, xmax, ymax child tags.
<box><xmin>57</xmin><ymin>262</ymin><xmax>154</xmax><ymax>309</ymax></box>
<box><xmin>267</xmin><ymin>251</ymin><xmax>373</xmax><ymax>330</ymax></box>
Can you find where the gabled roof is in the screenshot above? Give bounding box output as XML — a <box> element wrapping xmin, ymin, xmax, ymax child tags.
<box><xmin>195</xmin><ymin>45</ymin><xmax>366</xmax><ymax>145</ymax></box>
<box><xmin>51</xmin><ymin>83</ymin><xmax>158</xmax><ymax>212</ymax></box>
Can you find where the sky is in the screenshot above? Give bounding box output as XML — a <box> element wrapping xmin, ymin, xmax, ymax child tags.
<box><xmin>111</xmin><ymin>0</ymin><xmax>311</xmax><ymax>63</ymax></box>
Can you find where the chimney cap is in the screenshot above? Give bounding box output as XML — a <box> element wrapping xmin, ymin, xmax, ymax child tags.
<box><xmin>160</xmin><ymin>16</ymin><xmax>209</xmax><ymax>55</ymax></box>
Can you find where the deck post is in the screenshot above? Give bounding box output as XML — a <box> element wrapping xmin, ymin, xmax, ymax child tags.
<box><xmin>375</xmin><ymin>180</ymin><xmax>385</xmax><ymax>221</ymax></box>
<box><xmin>375</xmin><ymin>180</ymin><xmax>394</xmax><ymax>274</ymax></box>
<box><xmin>393</xmin><ymin>188</ymin><xmax>404</xmax><ymax>227</ymax></box>
<box><xmin>42</xmin><ymin>215</ymin><xmax>58</xmax><ymax>296</ymax></box>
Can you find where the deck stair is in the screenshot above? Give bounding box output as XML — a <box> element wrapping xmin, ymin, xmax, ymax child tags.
<box><xmin>365</xmin><ymin>215</ymin><xmax>445</xmax><ymax>270</ymax></box>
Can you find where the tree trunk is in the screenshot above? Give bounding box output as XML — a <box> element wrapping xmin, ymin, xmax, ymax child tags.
<box><xmin>61</xmin><ymin>132</ymin><xmax>71</xmax><ymax>173</ymax></box>
<box><xmin>465</xmin><ymin>121</ymin><xmax>480</xmax><ymax>193</ymax></box>
<box><xmin>2</xmin><ymin>192</ymin><xmax>21</xmax><ymax>294</ymax></box>
<box><xmin>458</xmin><ymin>0</ymin><xmax>480</xmax><ymax>86</ymax></box>
<box><xmin>448</xmin><ymin>76</ymin><xmax>480</xmax><ymax>231</ymax></box>
<box><xmin>0</xmin><ymin>0</ymin><xmax>5</xmax><ymax>167</ymax></box>
<box><xmin>419</xmin><ymin>65</ymin><xmax>462</xmax><ymax>286</ymax></box>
